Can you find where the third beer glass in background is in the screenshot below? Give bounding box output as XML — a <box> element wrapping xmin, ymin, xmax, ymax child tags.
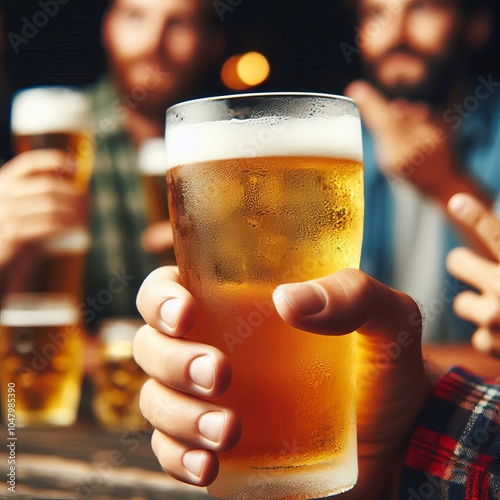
<box><xmin>92</xmin><ymin>318</ymin><xmax>148</xmax><ymax>430</ymax></box>
<box><xmin>11</xmin><ymin>87</ymin><xmax>94</xmax><ymax>302</ymax></box>
<box><xmin>165</xmin><ymin>94</ymin><xmax>364</xmax><ymax>499</ymax></box>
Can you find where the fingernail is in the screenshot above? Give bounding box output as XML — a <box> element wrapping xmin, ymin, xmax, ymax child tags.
<box><xmin>182</xmin><ymin>450</ymin><xmax>205</xmax><ymax>478</ymax></box>
<box><xmin>448</xmin><ymin>194</ymin><xmax>470</xmax><ymax>219</ymax></box>
<box><xmin>189</xmin><ymin>355</ymin><xmax>214</xmax><ymax>390</ymax></box>
<box><xmin>274</xmin><ymin>282</ymin><xmax>328</xmax><ymax>316</ymax></box>
<box><xmin>159</xmin><ymin>298</ymin><xmax>181</xmax><ymax>329</ymax></box>
<box><xmin>198</xmin><ymin>411</ymin><xmax>226</xmax><ymax>443</ymax></box>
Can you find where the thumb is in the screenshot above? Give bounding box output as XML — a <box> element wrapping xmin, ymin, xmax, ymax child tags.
<box><xmin>345</xmin><ymin>80</ymin><xmax>391</xmax><ymax>137</ymax></box>
<box><xmin>273</xmin><ymin>268</ymin><xmax>422</xmax><ymax>343</ymax></box>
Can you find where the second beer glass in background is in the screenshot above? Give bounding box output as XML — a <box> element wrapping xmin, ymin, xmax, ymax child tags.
<box><xmin>11</xmin><ymin>86</ymin><xmax>93</xmax><ymax>189</ymax></box>
<box><xmin>10</xmin><ymin>87</ymin><xmax>94</xmax><ymax>303</ymax></box>
<box><xmin>137</xmin><ymin>138</ymin><xmax>176</xmax><ymax>266</ymax></box>
<box><xmin>165</xmin><ymin>93</ymin><xmax>364</xmax><ymax>499</ymax></box>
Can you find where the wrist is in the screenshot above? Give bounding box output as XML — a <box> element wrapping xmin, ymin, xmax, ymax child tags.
<box><xmin>340</xmin><ymin>451</ymin><xmax>405</xmax><ymax>500</ymax></box>
<box><xmin>349</xmin><ymin>371</ymin><xmax>436</xmax><ymax>499</ymax></box>
<box><xmin>422</xmin><ymin>170</ymin><xmax>491</xmax><ymax>209</ymax></box>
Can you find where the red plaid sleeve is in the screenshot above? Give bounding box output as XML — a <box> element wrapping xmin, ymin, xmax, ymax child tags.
<box><xmin>398</xmin><ymin>367</ymin><xmax>500</xmax><ymax>499</ymax></box>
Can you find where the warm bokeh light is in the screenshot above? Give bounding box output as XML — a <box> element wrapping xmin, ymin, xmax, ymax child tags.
<box><xmin>237</xmin><ymin>52</ymin><xmax>270</xmax><ymax>86</ymax></box>
<box><xmin>221</xmin><ymin>52</ymin><xmax>270</xmax><ymax>90</ymax></box>
<box><xmin>221</xmin><ymin>54</ymin><xmax>250</xmax><ymax>91</ymax></box>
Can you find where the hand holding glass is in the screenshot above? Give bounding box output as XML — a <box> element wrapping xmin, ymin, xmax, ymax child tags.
<box><xmin>10</xmin><ymin>86</ymin><xmax>93</xmax><ymax>301</ymax></box>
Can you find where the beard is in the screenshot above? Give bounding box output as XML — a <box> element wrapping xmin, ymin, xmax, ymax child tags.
<box><xmin>362</xmin><ymin>42</ymin><xmax>465</xmax><ymax>109</ymax></box>
<box><xmin>110</xmin><ymin>57</ymin><xmax>206</xmax><ymax>120</ymax></box>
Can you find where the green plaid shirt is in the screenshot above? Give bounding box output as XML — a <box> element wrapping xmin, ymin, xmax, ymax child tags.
<box><xmin>82</xmin><ymin>77</ymin><xmax>158</xmax><ymax>331</ymax></box>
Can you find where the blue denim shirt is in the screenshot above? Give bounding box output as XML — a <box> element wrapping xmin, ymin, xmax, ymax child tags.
<box><xmin>361</xmin><ymin>83</ymin><xmax>500</xmax><ymax>341</ymax></box>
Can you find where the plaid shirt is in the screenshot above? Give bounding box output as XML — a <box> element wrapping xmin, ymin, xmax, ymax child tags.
<box><xmin>82</xmin><ymin>77</ymin><xmax>158</xmax><ymax>331</ymax></box>
<box><xmin>399</xmin><ymin>367</ymin><xmax>500</xmax><ymax>499</ymax></box>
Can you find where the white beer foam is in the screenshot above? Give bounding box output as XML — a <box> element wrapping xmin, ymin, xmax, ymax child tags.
<box><xmin>137</xmin><ymin>138</ymin><xmax>167</xmax><ymax>175</ymax></box>
<box><xmin>11</xmin><ymin>86</ymin><xmax>91</xmax><ymax>134</ymax></box>
<box><xmin>165</xmin><ymin>115</ymin><xmax>362</xmax><ymax>169</ymax></box>
<box><xmin>1</xmin><ymin>309</ymin><xmax>78</xmax><ymax>327</ymax></box>
<box><xmin>1</xmin><ymin>295</ymin><xmax>78</xmax><ymax>327</ymax></box>
<box><xmin>99</xmin><ymin>318</ymin><xmax>145</xmax><ymax>343</ymax></box>
<box><xmin>42</xmin><ymin>228</ymin><xmax>91</xmax><ymax>254</ymax></box>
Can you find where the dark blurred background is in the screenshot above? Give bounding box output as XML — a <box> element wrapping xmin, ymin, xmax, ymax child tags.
<box><xmin>1</xmin><ymin>0</ymin><xmax>499</xmax><ymax>161</ymax></box>
<box><xmin>0</xmin><ymin>1</ymin><xmax>363</xmax><ymax>157</ymax></box>
<box><xmin>2</xmin><ymin>1</ymin><xmax>360</xmax><ymax>90</ymax></box>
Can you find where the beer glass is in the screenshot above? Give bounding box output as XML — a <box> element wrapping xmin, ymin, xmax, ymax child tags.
<box><xmin>11</xmin><ymin>86</ymin><xmax>93</xmax><ymax>189</ymax></box>
<box><xmin>11</xmin><ymin>86</ymin><xmax>93</xmax><ymax>302</ymax></box>
<box><xmin>0</xmin><ymin>293</ymin><xmax>84</xmax><ymax>427</ymax></box>
<box><xmin>165</xmin><ymin>93</ymin><xmax>364</xmax><ymax>499</ymax></box>
<box><xmin>92</xmin><ymin>318</ymin><xmax>148</xmax><ymax>430</ymax></box>
<box><xmin>137</xmin><ymin>138</ymin><xmax>176</xmax><ymax>265</ymax></box>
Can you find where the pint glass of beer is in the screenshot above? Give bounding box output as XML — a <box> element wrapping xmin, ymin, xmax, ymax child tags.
<box><xmin>11</xmin><ymin>86</ymin><xmax>93</xmax><ymax>190</ymax></box>
<box><xmin>165</xmin><ymin>93</ymin><xmax>363</xmax><ymax>499</ymax></box>
<box><xmin>93</xmin><ymin>318</ymin><xmax>148</xmax><ymax>430</ymax></box>
<box><xmin>11</xmin><ymin>87</ymin><xmax>93</xmax><ymax>301</ymax></box>
<box><xmin>0</xmin><ymin>293</ymin><xmax>84</xmax><ymax>427</ymax></box>
<box><xmin>137</xmin><ymin>138</ymin><xmax>176</xmax><ymax>265</ymax></box>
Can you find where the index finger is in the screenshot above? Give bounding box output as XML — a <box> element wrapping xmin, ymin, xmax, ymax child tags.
<box><xmin>136</xmin><ymin>266</ymin><xmax>196</xmax><ymax>337</ymax></box>
<box><xmin>1</xmin><ymin>149</ymin><xmax>76</xmax><ymax>180</ymax></box>
<box><xmin>448</xmin><ymin>193</ymin><xmax>500</xmax><ymax>259</ymax></box>
<box><xmin>344</xmin><ymin>80</ymin><xmax>391</xmax><ymax>136</ymax></box>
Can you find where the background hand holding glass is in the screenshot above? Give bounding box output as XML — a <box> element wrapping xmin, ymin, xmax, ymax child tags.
<box><xmin>10</xmin><ymin>86</ymin><xmax>93</xmax><ymax>302</ymax></box>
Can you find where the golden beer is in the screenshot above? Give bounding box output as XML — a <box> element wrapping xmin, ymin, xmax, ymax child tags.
<box><xmin>14</xmin><ymin>131</ymin><xmax>93</xmax><ymax>190</ymax></box>
<box><xmin>141</xmin><ymin>173</ymin><xmax>170</xmax><ymax>223</ymax></box>
<box><xmin>23</xmin><ymin>231</ymin><xmax>89</xmax><ymax>301</ymax></box>
<box><xmin>0</xmin><ymin>294</ymin><xmax>84</xmax><ymax>427</ymax></box>
<box><xmin>166</xmin><ymin>94</ymin><xmax>363</xmax><ymax>499</ymax></box>
<box><xmin>93</xmin><ymin>318</ymin><xmax>148</xmax><ymax>430</ymax></box>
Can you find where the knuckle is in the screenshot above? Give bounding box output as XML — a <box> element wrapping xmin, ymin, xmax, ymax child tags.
<box><xmin>491</xmin><ymin>278</ymin><xmax>500</xmax><ymax>297</ymax></box>
<box><xmin>453</xmin><ymin>291</ymin><xmax>474</xmax><ymax>315</ymax></box>
<box><xmin>132</xmin><ymin>325</ymin><xmax>148</xmax><ymax>364</ymax></box>
<box><xmin>150</xmin><ymin>430</ymin><xmax>171</xmax><ymax>469</ymax></box>
<box><xmin>484</xmin><ymin>296</ymin><xmax>500</xmax><ymax>325</ymax></box>
<box><xmin>445</xmin><ymin>248</ymin><xmax>459</xmax><ymax>269</ymax></box>
<box><xmin>139</xmin><ymin>377</ymin><xmax>156</xmax><ymax>415</ymax></box>
<box><xmin>446</xmin><ymin>247</ymin><xmax>467</xmax><ymax>272</ymax></box>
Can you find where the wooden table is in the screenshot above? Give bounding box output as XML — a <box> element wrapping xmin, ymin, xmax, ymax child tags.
<box><xmin>423</xmin><ymin>342</ymin><xmax>500</xmax><ymax>379</ymax></box>
<box><xmin>0</xmin><ymin>418</ymin><xmax>211</xmax><ymax>499</ymax></box>
<box><xmin>2</xmin><ymin>343</ymin><xmax>497</xmax><ymax>499</ymax></box>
